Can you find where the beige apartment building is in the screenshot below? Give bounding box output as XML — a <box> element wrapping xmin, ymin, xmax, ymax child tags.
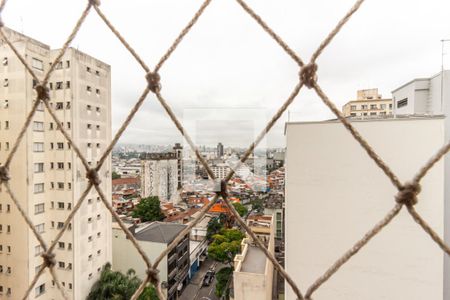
<box><xmin>233</xmin><ymin>215</ymin><xmax>274</xmax><ymax>300</ymax></box>
<box><xmin>342</xmin><ymin>88</ymin><xmax>393</xmax><ymax>117</ymax></box>
<box><xmin>285</xmin><ymin>117</ymin><xmax>445</xmax><ymax>299</ymax></box>
<box><xmin>0</xmin><ymin>28</ymin><xmax>112</xmax><ymax>299</ymax></box>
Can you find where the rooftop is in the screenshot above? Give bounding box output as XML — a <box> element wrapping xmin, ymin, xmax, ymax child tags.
<box><xmin>240</xmin><ymin>244</ymin><xmax>266</xmax><ymax>274</ymax></box>
<box><xmin>134</xmin><ymin>222</ymin><xmax>187</xmax><ymax>244</ymax></box>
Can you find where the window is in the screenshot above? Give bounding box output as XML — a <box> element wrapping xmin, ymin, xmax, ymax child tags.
<box><xmin>350</xmin><ymin>113</ymin><xmax>356</xmax><ymax>117</ymax></box>
<box><xmin>87</xmin><ymin>86</ymin><xmax>92</xmax><ymax>93</ymax></box>
<box><xmin>34</xmin><ymin>203</ymin><xmax>45</xmax><ymax>214</ymax></box>
<box><xmin>380</xmin><ymin>104</ymin><xmax>386</xmax><ymax>109</ymax></box>
<box><xmin>97</xmin><ymin>214</ymin><xmax>101</xmax><ymax>220</ymax></box>
<box><xmin>57</xmin><ymin>222</ymin><xmax>64</xmax><ymax>229</ymax></box>
<box><xmin>6</xmin><ymin>226</ymin><xmax>10</xmax><ymax>233</ymax></box>
<box><xmin>56</xmin><ymin>61</ymin><xmax>63</xmax><ymax>69</ymax></box>
<box><xmin>50</xmin><ymin>182</ymin><xmax>54</xmax><ymax>189</ymax></box>
<box><xmin>88</xmin><ymin>236</ymin><xmax>93</xmax><ymax>242</ymax></box>
<box><xmin>96</xmin><ymin>143</ymin><xmax>101</xmax><ymax>148</ymax></box>
<box><xmin>87</xmin><ymin>124</ymin><xmax>92</xmax><ymax>129</ymax></box>
<box><xmin>397</xmin><ymin>98</ymin><xmax>408</xmax><ymax>108</ymax></box>
<box><xmin>67</xmin><ymin>122</ymin><xmax>71</xmax><ymax>129</ymax></box>
<box><xmin>96</xmin><ymin>89</ymin><xmax>100</xmax><ymax>96</ymax></box>
<box><xmin>66</xmin><ymin>102</ymin><xmax>71</xmax><ymax>109</ymax></box>
<box><xmin>34</xmin><ymin>163</ymin><xmax>44</xmax><ymax>173</ymax></box>
<box><xmin>389</xmin><ymin>103</ymin><xmax>393</xmax><ymax>109</ymax></box>
<box><xmin>87</xmin><ymin>143</ymin><xmax>92</xmax><ymax>148</ymax></box>
<box><xmin>361</xmin><ymin>104</ymin><xmax>367</xmax><ymax>110</ymax></box>
<box><xmin>87</xmin><ymin>105</ymin><xmax>92</xmax><ymax>111</ymax></box>
<box><xmin>96</xmin><ymin>107</ymin><xmax>100</xmax><ymax>113</ymax></box>
<box><xmin>50</xmin><ymin>162</ymin><xmax>54</xmax><ymax>169</ymax></box>
<box><xmin>6</xmin><ymin>267</ymin><xmax>10</xmax><ymax>274</ymax></box>
<box><xmin>380</xmin><ymin>111</ymin><xmax>386</xmax><ymax>115</ymax></box>
<box><xmin>55</xmin><ymin>81</ymin><xmax>63</xmax><ymax>90</ymax></box>
<box><xmin>68</xmin><ymin>183</ymin><xmax>72</xmax><ymax>190</ymax></box>
<box><xmin>68</xmin><ymin>162</ymin><xmax>71</xmax><ymax>169</ymax></box>
<box><xmin>33</xmin><ymin>142</ymin><xmax>44</xmax><ymax>152</ymax></box>
<box><xmin>3</xmin><ymin>78</ymin><xmax>8</xmax><ymax>87</ymax></box>
<box><xmin>34</xmin><ymin>183</ymin><xmax>44</xmax><ymax>193</ymax></box>
<box><xmin>58</xmin><ymin>262</ymin><xmax>65</xmax><ymax>269</ymax></box>
<box><xmin>86</xmin><ymin>66</ymin><xmax>91</xmax><ymax>73</ymax></box>
<box><xmin>68</xmin><ymin>243</ymin><xmax>72</xmax><ymax>250</ymax></box>
<box><xmin>35</xmin><ymin>245</ymin><xmax>42</xmax><ymax>256</ymax></box>
<box><xmin>370</xmin><ymin>104</ymin><xmax>377</xmax><ymax>109</ymax></box>
<box><xmin>96</xmin><ymin>125</ymin><xmax>100</xmax><ymax>130</ymax></box>
<box><xmin>67</xmin><ymin>263</ymin><xmax>72</xmax><ymax>270</ymax></box>
<box><xmin>50</xmin><ymin>142</ymin><xmax>54</xmax><ymax>150</ymax></box>
<box><xmin>350</xmin><ymin>105</ymin><xmax>356</xmax><ymax>111</ymax></box>
<box><xmin>88</xmin><ymin>217</ymin><xmax>92</xmax><ymax>223</ymax></box>
<box><xmin>2</xmin><ymin>57</ymin><xmax>7</xmax><ymax>65</ymax></box>
<box><xmin>66</xmin><ymin>81</ymin><xmax>70</xmax><ymax>89</ymax></box>
<box><xmin>57</xmin><ymin>143</ymin><xmax>64</xmax><ymax>150</ymax></box>
<box><xmin>35</xmin><ymin>223</ymin><xmax>45</xmax><ymax>234</ymax></box>
<box><xmin>58</xmin><ymin>202</ymin><xmax>64</xmax><ymax>209</ymax></box>
<box><xmin>58</xmin><ymin>242</ymin><xmax>65</xmax><ymax>249</ymax></box>
<box><xmin>35</xmin><ymin>283</ymin><xmax>45</xmax><ymax>297</ymax></box>
<box><xmin>33</xmin><ymin>121</ymin><xmax>44</xmax><ymax>132</ymax></box>
<box><xmin>57</xmin><ymin>162</ymin><xmax>64</xmax><ymax>169</ymax></box>
<box><xmin>49</xmin><ymin>122</ymin><xmax>54</xmax><ymax>130</ymax></box>
<box><xmin>95</xmin><ymin>70</ymin><xmax>100</xmax><ymax>76</ymax></box>
<box><xmin>0</xmin><ymin>265</ymin><xmax>2</xmax><ymax>273</ymax></box>
<box><xmin>88</xmin><ymin>255</ymin><xmax>93</xmax><ymax>261</ymax></box>
<box><xmin>57</xmin><ymin>182</ymin><xmax>64</xmax><ymax>190</ymax></box>
<box><xmin>4</xmin><ymin>121</ymin><xmax>9</xmax><ymax>129</ymax></box>
<box><xmin>56</xmin><ymin>102</ymin><xmax>63</xmax><ymax>110</ymax></box>
<box><xmin>370</xmin><ymin>112</ymin><xmax>377</xmax><ymax>116</ymax></box>
<box><xmin>88</xmin><ymin>273</ymin><xmax>93</xmax><ymax>279</ymax></box>
<box><xmin>66</xmin><ymin>60</ymin><xmax>70</xmax><ymax>68</ymax></box>
<box><xmin>3</xmin><ymin>99</ymin><xmax>8</xmax><ymax>109</ymax></box>
<box><xmin>49</xmin><ymin>82</ymin><xmax>53</xmax><ymax>90</ymax></box>
<box><xmin>97</xmin><ymin>250</ymin><xmax>101</xmax><ymax>255</ymax></box>
<box><xmin>32</xmin><ymin>58</ymin><xmax>44</xmax><ymax>71</ymax></box>
<box><xmin>69</xmin><ymin>283</ymin><xmax>72</xmax><ymax>289</ymax></box>
<box><xmin>6</xmin><ymin>205</ymin><xmax>10</xmax><ymax>213</ymax></box>
<box><xmin>5</xmin><ymin>142</ymin><xmax>9</xmax><ymax>150</ymax></box>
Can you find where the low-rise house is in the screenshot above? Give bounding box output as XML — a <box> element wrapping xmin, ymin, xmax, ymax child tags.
<box><xmin>112</xmin><ymin>221</ymin><xmax>190</xmax><ymax>300</ymax></box>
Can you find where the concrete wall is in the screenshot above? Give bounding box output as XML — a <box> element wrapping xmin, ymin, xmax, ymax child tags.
<box><xmin>285</xmin><ymin>117</ymin><xmax>445</xmax><ymax>300</ymax></box>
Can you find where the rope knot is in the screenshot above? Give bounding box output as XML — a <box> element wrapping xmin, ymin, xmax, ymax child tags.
<box><xmin>395</xmin><ymin>182</ymin><xmax>421</xmax><ymax>206</ymax></box>
<box><xmin>41</xmin><ymin>252</ymin><xmax>56</xmax><ymax>268</ymax></box>
<box><xmin>35</xmin><ymin>84</ymin><xmax>49</xmax><ymax>100</ymax></box>
<box><xmin>89</xmin><ymin>0</ymin><xmax>101</xmax><ymax>6</ymax></box>
<box><xmin>145</xmin><ymin>72</ymin><xmax>161</xmax><ymax>93</ymax></box>
<box><xmin>217</xmin><ymin>180</ymin><xmax>228</xmax><ymax>198</ymax></box>
<box><xmin>146</xmin><ymin>268</ymin><xmax>160</xmax><ymax>285</ymax></box>
<box><xmin>300</xmin><ymin>62</ymin><xmax>318</xmax><ymax>89</ymax></box>
<box><xmin>86</xmin><ymin>168</ymin><xmax>102</xmax><ymax>185</ymax></box>
<box><xmin>0</xmin><ymin>166</ymin><xmax>10</xmax><ymax>182</ymax></box>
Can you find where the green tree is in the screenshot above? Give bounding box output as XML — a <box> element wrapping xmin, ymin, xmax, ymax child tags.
<box><xmin>132</xmin><ymin>196</ymin><xmax>165</xmax><ymax>222</ymax></box>
<box><xmin>206</xmin><ymin>217</ymin><xmax>223</xmax><ymax>240</ymax></box>
<box><xmin>112</xmin><ymin>171</ymin><xmax>121</xmax><ymax>180</ymax></box>
<box><xmin>87</xmin><ymin>263</ymin><xmax>158</xmax><ymax>300</ymax></box>
<box><xmin>232</xmin><ymin>202</ymin><xmax>248</xmax><ymax>217</ymax></box>
<box><xmin>208</xmin><ymin>228</ymin><xmax>245</xmax><ymax>265</ymax></box>
<box><xmin>215</xmin><ymin>267</ymin><xmax>233</xmax><ymax>298</ymax></box>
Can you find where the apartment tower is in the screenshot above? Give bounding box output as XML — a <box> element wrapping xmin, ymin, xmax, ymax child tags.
<box><xmin>0</xmin><ymin>28</ymin><xmax>112</xmax><ymax>299</ymax></box>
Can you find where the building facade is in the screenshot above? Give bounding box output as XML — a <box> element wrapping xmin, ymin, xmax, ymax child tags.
<box><xmin>342</xmin><ymin>88</ymin><xmax>393</xmax><ymax>117</ymax></box>
<box><xmin>0</xmin><ymin>28</ymin><xmax>112</xmax><ymax>299</ymax></box>
<box><xmin>285</xmin><ymin>117</ymin><xmax>445</xmax><ymax>299</ymax></box>
<box><xmin>112</xmin><ymin>221</ymin><xmax>190</xmax><ymax>300</ymax></box>
<box><xmin>392</xmin><ymin>70</ymin><xmax>450</xmax><ymax>298</ymax></box>
<box><xmin>233</xmin><ymin>215</ymin><xmax>275</xmax><ymax>300</ymax></box>
<box><xmin>217</xmin><ymin>142</ymin><xmax>224</xmax><ymax>158</ymax></box>
<box><xmin>141</xmin><ymin>144</ymin><xmax>182</xmax><ymax>202</ymax></box>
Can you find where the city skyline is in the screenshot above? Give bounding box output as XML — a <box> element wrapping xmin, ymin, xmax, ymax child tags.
<box><xmin>1</xmin><ymin>0</ymin><xmax>449</xmax><ymax>146</ymax></box>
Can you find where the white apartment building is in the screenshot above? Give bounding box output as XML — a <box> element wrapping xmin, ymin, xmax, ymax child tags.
<box><xmin>392</xmin><ymin>70</ymin><xmax>450</xmax><ymax>298</ymax></box>
<box><xmin>285</xmin><ymin>117</ymin><xmax>445</xmax><ymax>299</ymax></box>
<box><xmin>211</xmin><ymin>163</ymin><xmax>230</xmax><ymax>180</ymax></box>
<box><xmin>141</xmin><ymin>144</ymin><xmax>182</xmax><ymax>202</ymax></box>
<box><xmin>233</xmin><ymin>215</ymin><xmax>275</xmax><ymax>300</ymax></box>
<box><xmin>0</xmin><ymin>28</ymin><xmax>112</xmax><ymax>300</ymax></box>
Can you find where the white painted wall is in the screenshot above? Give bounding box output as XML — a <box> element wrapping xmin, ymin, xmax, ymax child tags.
<box><xmin>285</xmin><ymin>117</ymin><xmax>445</xmax><ymax>300</ymax></box>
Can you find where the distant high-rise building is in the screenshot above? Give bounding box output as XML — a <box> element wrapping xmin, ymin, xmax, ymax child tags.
<box><xmin>0</xmin><ymin>27</ymin><xmax>112</xmax><ymax>299</ymax></box>
<box><xmin>342</xmin><ymin>88</ymin><xmax>393</xmax><ymax>118</ymax></box>
<box><xmin>141</xmin><ymin>144</ymin><xmax>183</xmax><ymax>202</ymax></box>
<box><xmin>217</xmin><ymin>142</ymin><xmax>224</xmax><ymax>158</ymax></box>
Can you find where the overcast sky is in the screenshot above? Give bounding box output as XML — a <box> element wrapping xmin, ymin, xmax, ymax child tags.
<box><xmin>3</xmin><ymin>0</ymin><xmax>450</xmax><ymax>147</ymax></box>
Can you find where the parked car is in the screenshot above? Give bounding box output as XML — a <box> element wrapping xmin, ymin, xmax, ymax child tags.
<box><xmin>202</xmin><ymin>270</ymin><xmax>215</xmax><ymax>286</ymax></box>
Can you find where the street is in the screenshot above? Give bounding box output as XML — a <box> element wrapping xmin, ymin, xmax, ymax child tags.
<box><xmin>180</xmin><ymin>259</ymin><xmax>225</xmax><ymax>300</ymax></box>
